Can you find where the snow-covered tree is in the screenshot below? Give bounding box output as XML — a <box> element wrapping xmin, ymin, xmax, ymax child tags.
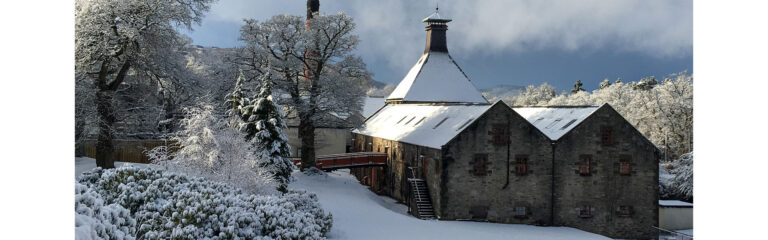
<box><xmin>531</xmin><ymin>72</ymin><xmax>692</xmax><ymax>159</ymax></box>
<box><xmin>236</xmin><ymin>72</ymin><xmax>294</xmax><ymax>192</ymax></box>
<box><xmin>237</xmin><ymin>12</ymin><xmax>371</xmax><ymax>170</ymax></box>
<box><xmin>75</xmin><ymin>0</ymin><xmax>215</xmax><ymax>168</ymax></box>
<box><xmin>504</xmin><ymin>83</ymin><xmax>557</xmax><ymax>106</ymax></box>
<box><xmin>669</xmin><ymin>152</ymin><xmax>693</xmax><ymax>202</ymax></box>
<box><xmin>598</xmin><ymin>78</ymin><xmax>611</xmax><ymax>89</ymax></box>
<box><xmin>159</xmin><ymin>104</ymin><xmax>276</xmax><ymax>194</ymax></box>
<box><xmin>367</xmin><ymin>83</ymin><xmax>396</xmax><ymax>97</ymax></box>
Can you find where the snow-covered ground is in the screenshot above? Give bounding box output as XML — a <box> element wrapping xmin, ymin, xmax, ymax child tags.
<box><xmin>74</xmin><ymin>158</ymin><xmax>609</xmax><ymax>239</ymax></box>
<box><xmin>290</xmin><ymin>169</ymin><xmax>611</xmax><ymax>240</ymax></box>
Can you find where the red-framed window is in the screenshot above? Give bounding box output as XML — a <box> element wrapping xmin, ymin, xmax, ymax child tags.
<box><xmin>579</xmin><ymin>206</ymin><xmax>593</xmax><ymax>218</ymax></box>
<box><xmin>472</xmin><ymin>154</ymin><xmax>489</xmax><ymax>176</ymax></box>
<box><xmin>513</xmin><ymin>206</ymin><xmax>528</xmax><ymax>218</ymax></box>
<box><xmin>619</xmin><ymin>155</ymin><xmax>631</xmax><ymax>176</ymax></box>
<box><xmin>579</xmin><ymin>155</ymin><xmax>592</xmax><ymax>176</ymax></box>
<box><xmin>601</xmin><ymin>126</ymin><xmax>614</xmax><ymax>146</ymax></box>
<box><xmin>617</xmin><ymin>205</ymin><xmax>633</xmax><ymax>217</ymax></box>
<box><xmin>515</xmin><ymin>155</ymin><xmax>529</xmax><ymax>176</ymax></box>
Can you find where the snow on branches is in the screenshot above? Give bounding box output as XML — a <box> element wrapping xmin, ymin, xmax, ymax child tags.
<box><xmin>228</xmin><ymin>71</ymin><xmax>295</xmax><ymax>192</ymax></box>
<box><xmin>502</xmin><ymin>72</ymin><xmax>693</xmax><ymax>159</ymax></box>
<box><xmin>76</xmin><ymin>167</ymin><xmax>333</xmax><ymax>239</ymax></box>
<box><xmin>150</xmin><ymin>104</ymin><xmax>276</xmax><ymax>195</ymax></box>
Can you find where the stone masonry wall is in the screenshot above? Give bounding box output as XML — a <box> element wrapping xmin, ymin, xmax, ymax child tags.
<box><xmin>553</xmin><ymin>105</ymin><xmax>659</xmax><ymax>239</ymax></box>
<box><xmin>440</xmin><ymin>103</ymin><xmax>553</xmax><ymax>224</ymax></box>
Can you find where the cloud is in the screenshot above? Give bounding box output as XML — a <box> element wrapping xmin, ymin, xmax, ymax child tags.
<box><xmin>201</xmin><ymin>0</ymin><xmax>692</xmax><ymax>76</ymax></box>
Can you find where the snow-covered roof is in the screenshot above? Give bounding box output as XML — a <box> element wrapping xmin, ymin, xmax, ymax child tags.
<box><xmin>422</xmin><ymin>11</ymin><xmax>451</xmax><ymax>22</ymax></box>
<box><xmin>659</xmin><ymin>200</ymin><xmax>693</xmax><ymax>208</ymax></box>
<box><xmin>362</xmin><ymin>97</ymin><xmax>386</xmax><ymax>119</ymax></box>
<box><xmin>386</xmin><ymin>52</ymin><xmax>488</xmax><ymax>104</ymax></box>
<box><xmin>513</xmin><ymin>106</ymin><xmax>601</xmax><ymax>140</ymax></box>
<box><xmin>353</xmin><ymin>103</ymin><xmax>496</xmax><ymax>149</ymax></box>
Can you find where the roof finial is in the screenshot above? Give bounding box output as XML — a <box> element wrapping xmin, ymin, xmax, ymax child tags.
<box><xmin>436</xmin><ymin>2</ymin><xmax>439</xmax><ymax>12</ymax></box>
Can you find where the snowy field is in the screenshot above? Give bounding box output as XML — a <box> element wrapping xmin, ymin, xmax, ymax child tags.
<box><xmin>290</xmin><ymin>169</ymin><xmax>610</xmax><ymax>240</ymax></box>
<box><xmin>75</xmin><ymin>158</ymin><xmax>609</xmax><ymax>239</ymax></box>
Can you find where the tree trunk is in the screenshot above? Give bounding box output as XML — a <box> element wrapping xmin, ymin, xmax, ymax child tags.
<box><xmin>74</xmin><ymin>116</ymin><xmax>86</xmax><ymax>157</ymax></box>
<box><xmin>299</xmin><ymin>117</ymin><xmax>316</xmax><ymax>171</ymax></box>
<box><xmin>95</xmin><ymin>90</ymin><xmax>116</xmax><ymax>168</ymax></box>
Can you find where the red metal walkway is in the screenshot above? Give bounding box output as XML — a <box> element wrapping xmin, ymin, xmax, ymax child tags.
<box><xmin>292</xmin><ymin>152</ymin><xmax>387</xmax><ymax>170</ymax></box>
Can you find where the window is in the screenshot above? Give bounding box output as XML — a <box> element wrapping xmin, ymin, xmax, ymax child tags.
<box><xmin>560</xmin><ymin>119</ymin><xmax>578</xmax><ymax>130</ymax></box>
<box><xmin>471</xmin><ymin>154</ymin><xmax>489</xmax><ymax>176</ymax></box>
<box><xmin>414</xmin><ymin>117</ymin><xmax>426</xmax><ymax>126</ymax></box>
<box><xmin>545</xmin><ymin>118</ymin><xmax>562</xmax><ymax>129</ymax></box>
<box><xmin>619</xmin><ymin>155</ymin><xmax>631</xmax><ymax>176</ymax></box>
<box><xmin>579</xmin><ymin>206</ymin><xmax>593</xmax><ymax>218</ymax></box>
<box><xmin>513</xmin><ymin>206</ymin><xmax>528</xmax><ymax>218</ymax></box>
<box><xmin>601</xmin><ymin>126</ymin><xmax>614</xmax><ymax>146</ymax></box>
<box><xmin>491</xmin><ymin>124</ymin><xmax>508</xmax><ymax>145</ymax></box>
<box><xmin>404</xmin><ymin>116</ymin><xmax>416</xmax><ymax>125</ymax></box>
<box><xmin>617</xmin><ymin>206</ymin><xmax>633</xmax><ymax>217</ymax></box>
<box><xmin>515</xmin><ymin>155</ymin><xmax>529</xmax><ymax>176</ymax></box>
<box><xmin>396</xmin><ymin>116</ymin><xmax>408</xmax><ymax>124</ymax></box>
<box><xmin>433</xmin><ymin>117</ymin><xmax>449</xmax><ymax>129</ymax></box>
<box><xmin>456</xmin><ymin>118</ymin><xmax>474</xmax><ymax>131</ymax></box>
<box><xmin>579</xmin><ymin>155</ymin><xmax>592</xmax><ymax>176</ymax></box>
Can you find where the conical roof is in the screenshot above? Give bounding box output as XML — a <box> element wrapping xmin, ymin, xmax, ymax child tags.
<box><xmin>386</xmin><ymin>52</ymin><xmax>488</xmax><ymax>104</ymax></box>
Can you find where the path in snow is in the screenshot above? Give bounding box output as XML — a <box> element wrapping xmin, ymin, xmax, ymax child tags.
<box><xmin>289</xmin><ymin>169</ymin><xmax>610</xmax><ymax>240</ymax></box>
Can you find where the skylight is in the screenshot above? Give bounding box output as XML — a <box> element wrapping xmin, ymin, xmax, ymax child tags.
<box><xmin>404</xmin><ymin>116</ymin><xmax>417</xmax><ymax>125</ymax></box>
<box><xmin>456</xmin><ymin>118</ymin><xmax>474</xmax><ymax>131</ymax></box>
<box><xmin>414</xmin><ymin>117</ymin><xmax>427</xmax><ymax>126</ymax></box>
<box><xmin>560</xmin><ymin>119</ymin><xmax>578</xmax><ymax>130</ymax></box>
<box><xmin>533</xmin><ymin>117</ymin><xmax>544</xmax><ymax>124</ymax></box>
<box><xmin>396</xmin><ymin>116</ymin><xmax>408</xmax><ymax>124</ymax></box>
<box><xmin>545</xmin><ymin>118</ymin><xmax>562</xmax><ymax>129</ymax></box>
<box><xmin>433</xmin><ymin>117</ymin><xmax>449</xmax><ymax>129</ymax></box>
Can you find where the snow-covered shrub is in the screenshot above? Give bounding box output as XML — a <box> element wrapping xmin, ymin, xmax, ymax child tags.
<box><xmin>150</xmin><ymin>104</ymin><xmax>277</xmax><ymax>195</ymax></box>
<box><xmin>669</xmin><ymin>152</ymin><xmax>693</xmax><ymax>201</ymax></box>
<box><xmin>75</xmin><ymin>183</ymin><xmax>136</xmax><ymax>240</ymax></box>
<box><xmin>76</xmin><ymin>167</ymin><xmax>333</xmax><ymax>239</ymax></box>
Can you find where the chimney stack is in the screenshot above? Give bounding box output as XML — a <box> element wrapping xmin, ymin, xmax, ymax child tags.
<box><xmin>422</xmin><ymin>7</ymin><xmax>452</xmax><ymax>54</ymax></box>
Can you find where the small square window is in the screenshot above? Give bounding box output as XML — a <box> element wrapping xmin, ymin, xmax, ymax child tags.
<box><xmin>579</xmin><ymin>155</ymin><xmax>592</xmax><ymax>176</ymax></box>
<box><xmin>617</xmin><ymin>206</ymin><xmax>633</xmax><ymax>217</ymax></box>
<box><xmin>619</xmin><ymin>155</ymin><xmax>631</xmax><ymax>176</ymax></box>
<box><xmin>579</xmin><ymin>206</ymin><xmax>593</xmax><ymax>218</ymax></box>
<box><xmin>513</xmin><ymin>206</ymin><xmax>528</xmax><ymax>218</ymax></box>
<box><xmin>515</xmin><ymin>155</ymin><xmax>529</xmax><ymax>176</ymax></box>
<box><xmin>472</xmin><ymin>154</ymin><xmax>489</xmax><ymax>176</ymax></box>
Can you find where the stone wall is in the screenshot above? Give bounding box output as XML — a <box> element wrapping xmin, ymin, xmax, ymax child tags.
<box><xmin>439</xmin><ymin>103</ymin><xmax>553</xmax><ymax>224</ymax></box>
<box><xmin>553</xmin><ymin>105</ymin><xmax>659</xmax><ymax>239</ymax></box>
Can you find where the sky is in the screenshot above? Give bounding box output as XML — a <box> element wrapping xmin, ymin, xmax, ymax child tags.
<box><xmin>182</xmin><ymin>0</ymin><xmax>692</xmax><ymax>92</ymax></box>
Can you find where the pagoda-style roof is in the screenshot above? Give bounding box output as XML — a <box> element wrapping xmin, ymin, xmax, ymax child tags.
<box><xmin>386</xmin><ymin>51</ymin><xmax>488</xmax><ymax>104</ymax></box>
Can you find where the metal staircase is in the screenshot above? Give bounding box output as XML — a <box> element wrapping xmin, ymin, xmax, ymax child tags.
<box><xmin>408</xmin><ymin>167</ymin><xmax>435</xmax><ymax>219</ymax></box>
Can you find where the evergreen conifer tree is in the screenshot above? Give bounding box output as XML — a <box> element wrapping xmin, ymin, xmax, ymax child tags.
<box><xmin>571</xmin><ymin>80</ymin><xmax>586</xmax><ymax>94</ymax></box>
<box><xmin>239</xmin><ymin>72</ymin><xmax>294</xmax><ymax>192</ymax></box>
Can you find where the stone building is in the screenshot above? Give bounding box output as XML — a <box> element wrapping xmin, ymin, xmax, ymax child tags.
<box><xmin>350</xmin><ymin>9</ymin><xmax>660</xmax><ymax>239</ymax></box>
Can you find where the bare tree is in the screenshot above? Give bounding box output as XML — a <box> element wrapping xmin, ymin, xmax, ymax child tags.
<box><xmin>75</xmin><ymin>0</ymin><xmax>215</xmax><ymax>168</ymax></box>
<box><xmin>237</xmin><ymin>12</ymin><xmax>371</xmax><ymax>170</ymax></box>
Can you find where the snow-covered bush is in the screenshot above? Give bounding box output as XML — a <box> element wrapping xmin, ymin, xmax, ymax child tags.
<box><xmin>75</xmin><ymin>183</ymin><xmax>136</xmax><ymax>240</ymax></box>
<box><xmin>150</xmin><ymin>104</ymin><xmax>276</xmax><ymax>194</ymax></box>
<box><xmin>669</xmin><ymin>152</ymin><xmax>693</xmax><ymax>201</ymax></box>
<box><xmin>76</xmin><ymin>167</ymin><xmax>333</xmax><ymax>239</ymax></box>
